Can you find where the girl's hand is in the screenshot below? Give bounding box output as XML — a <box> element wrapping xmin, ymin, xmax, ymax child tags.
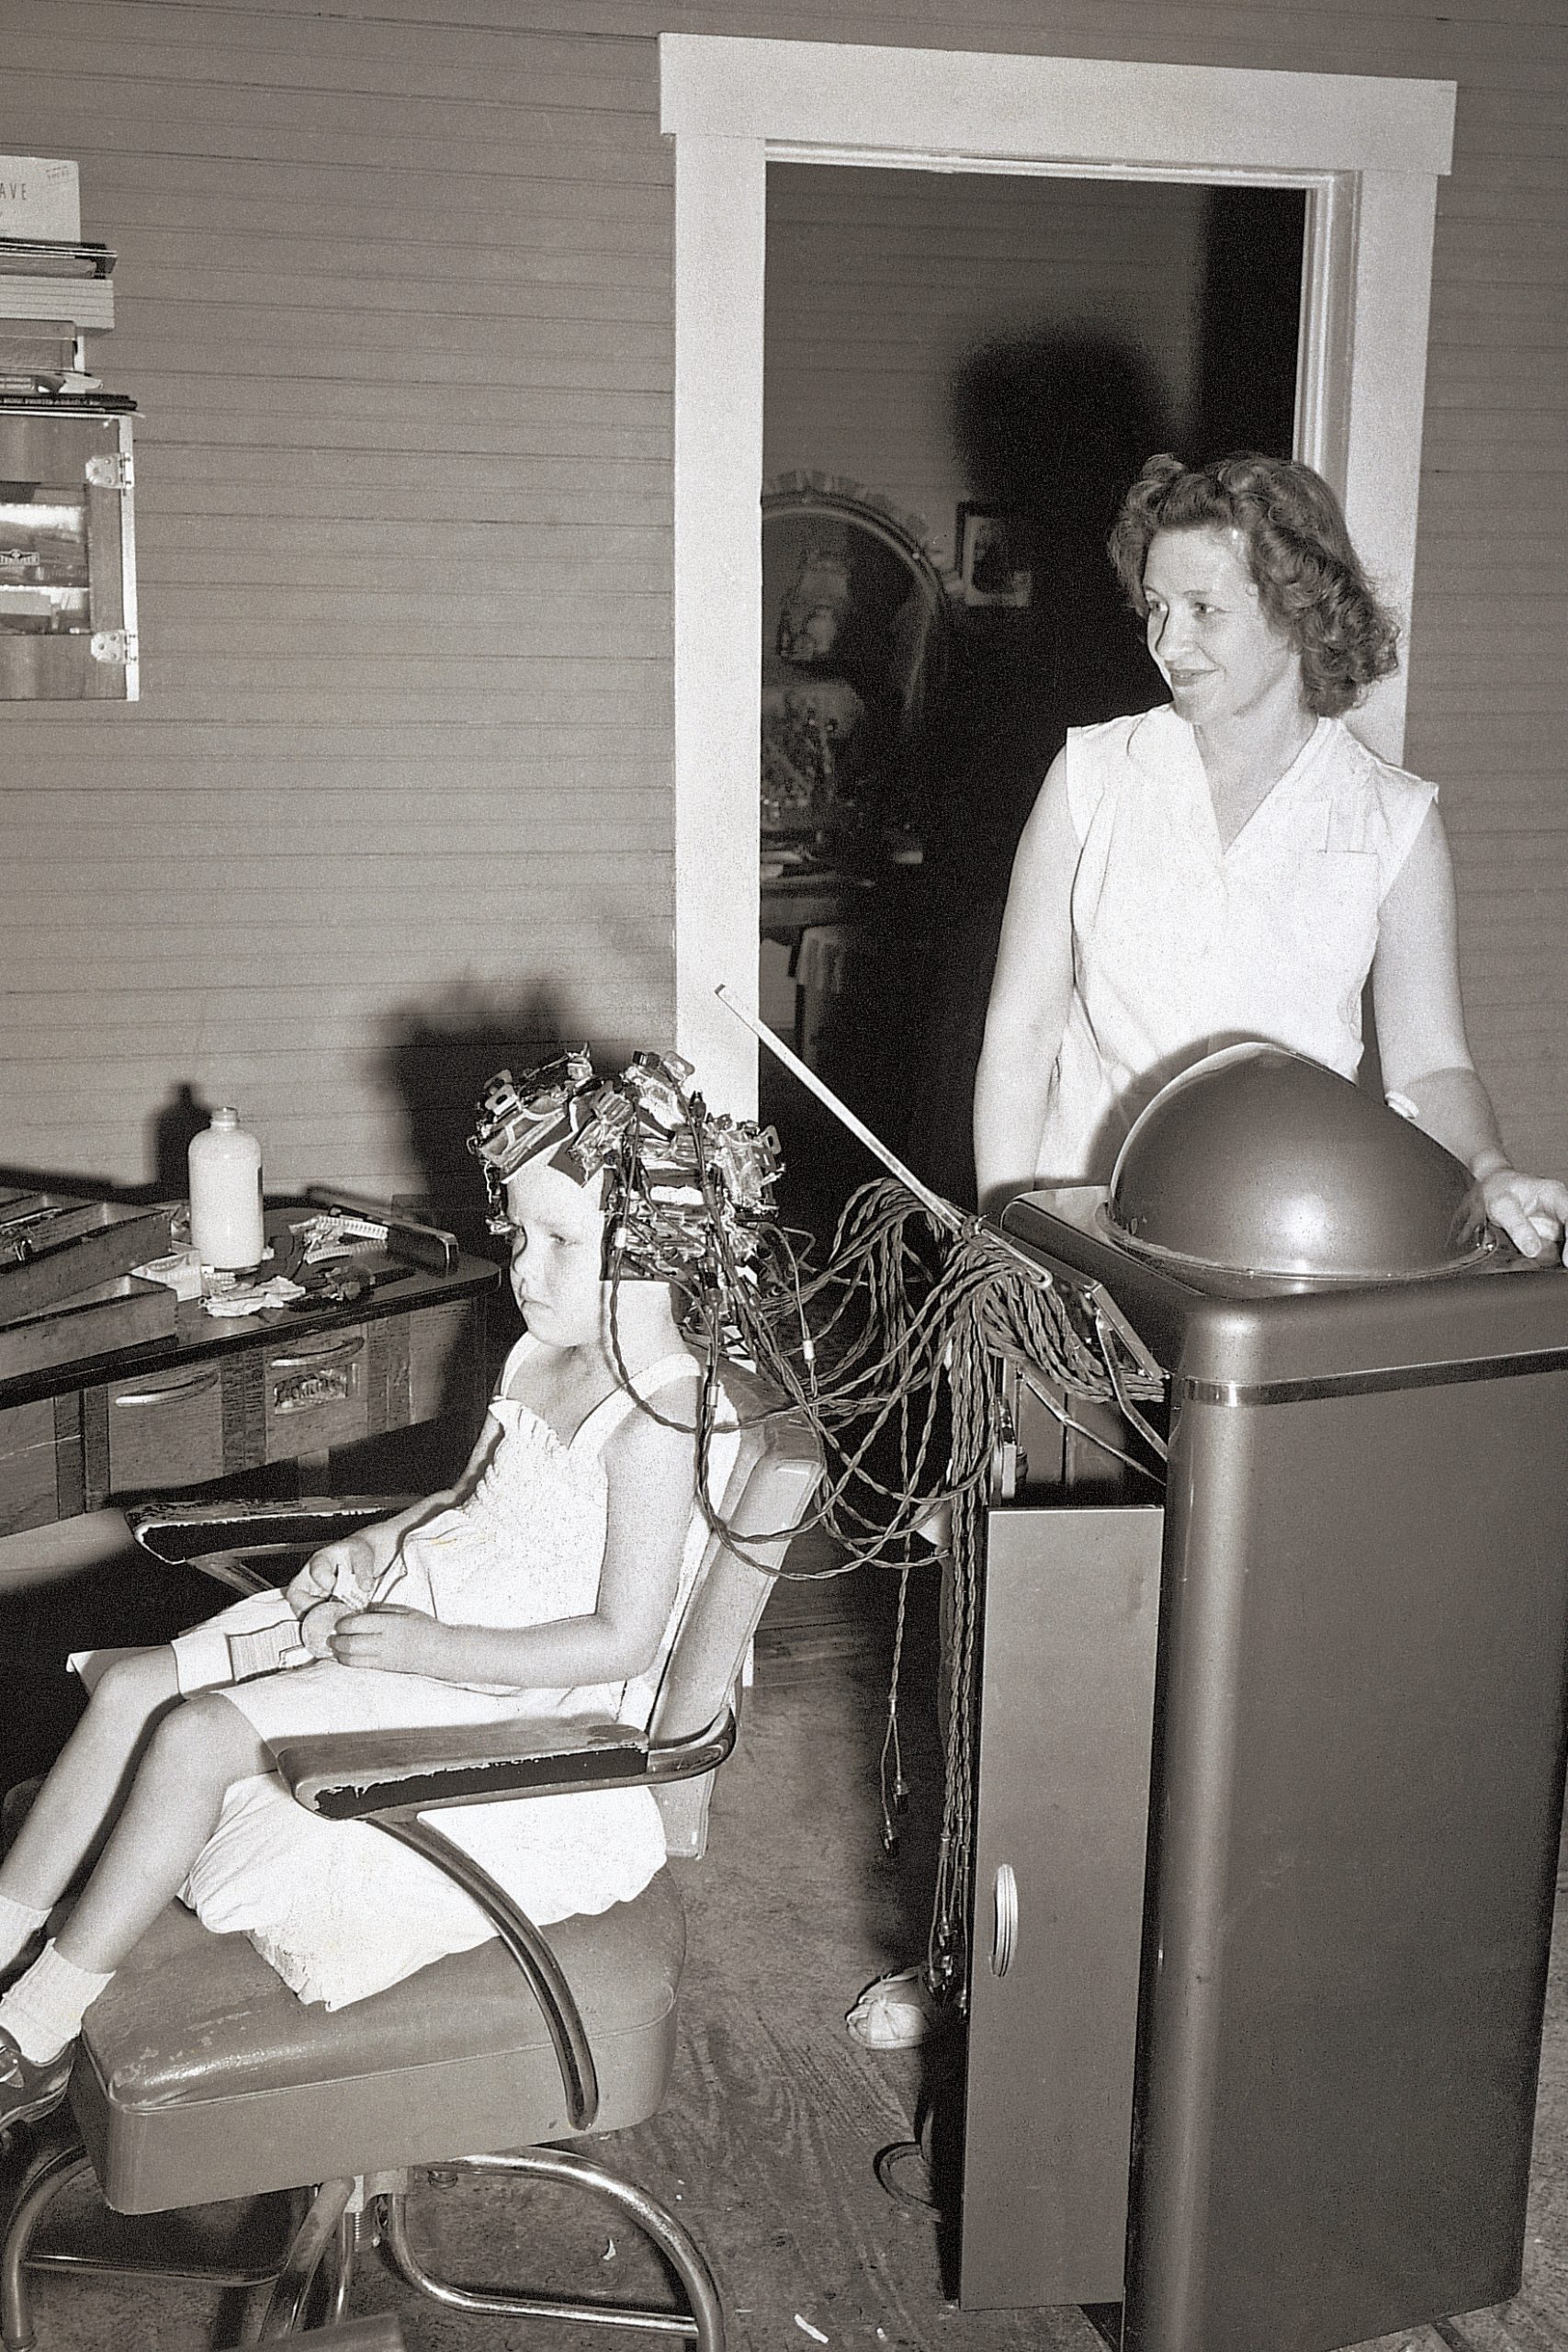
<box><xmin>285</xmin><ymin>1533</ymin><xmax>378</xmax><ymax>1617</ymax></box>
<box><xmin>299</xmin><ymin>1597</ymin><xmax>352</xmax><ymax>1658</ymax></box>
<box><xmin>1479</xmin><ymin>1167</ymin><xmax>1568</xmax><ymax>1261</ymax></box>
<box><xmin>328</xmin><ymin>1604</ymin><xmax>449</xmax><ymax>1677</ymax></box>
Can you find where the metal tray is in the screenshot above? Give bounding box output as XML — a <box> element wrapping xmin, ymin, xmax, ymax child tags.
<box><xmin>0</xmin><ymin>1193</ymin><xmax>175</xmax><ymax>1329</ymax></box>
<box><xmin>0</xmin><ymin>1272</ymin><xmax>177</xmax><ymax>1381</ymax></box>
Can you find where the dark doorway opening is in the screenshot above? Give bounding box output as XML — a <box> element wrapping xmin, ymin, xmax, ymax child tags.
<box><xmin>759</xmin><ymin>165</ymin><xmax>1306</xmax><ymax>1240</ymax></box>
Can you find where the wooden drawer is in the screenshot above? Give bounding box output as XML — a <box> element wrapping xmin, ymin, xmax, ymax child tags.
<box><xmin>0</xmin><ymin>1398</ymin><xmax>61</xmax><ymax>1534</ymax></box>
<box><xmin>262</xmin><ymin>1326</ymin><xmax>369</xmax><ymax>1460</ymax></box>
<box><xmin>105</xmin><ymin>1361</ymin><xmax>225</xmax><ymax>1493</ymax></box>
<box><xmin>408</xmin><ymin>1298</ymin><xmax>482</xmax><ymax>1423</ymax></box>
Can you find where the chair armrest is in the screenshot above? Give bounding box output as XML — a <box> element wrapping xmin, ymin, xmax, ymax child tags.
<box><xmin>274</xmin><ymin>1711</ymin><xmax>739</xmax><ymax>1820</ymax></box>
<box><xmin>275</xmin><ymin>1718</ymin><xmax>649</xmax><ymax>1819</ymax></box>
<box><xmin>270</xmin><ymin>1714</ymin><xmax>721</xmax><ymax>2142</ymax></box>
<box><xmin>128</xmin><ymin>1496</ymin><xmax>407</xmax><ymax>1568</ymax></box>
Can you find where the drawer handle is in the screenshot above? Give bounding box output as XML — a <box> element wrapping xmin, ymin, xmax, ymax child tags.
<box><xmin>270</xmin><ymin>1336</ymin><xmax>364</xmax><ymax>1371</ymax></box>
<box><xmin>990</xmin><ymin>1863</ymin><xmax>1018</xmax><ymax>1979</ymax></box>
<box><xmin>274</xmin><ymin>1367</ymin><xmax>355</xmax><ymax>1414</ymax></box>
<box><xmin>112</xmin><ymin>1371</ymin><xmax>220</xmax><ymax>1408</ymax></box>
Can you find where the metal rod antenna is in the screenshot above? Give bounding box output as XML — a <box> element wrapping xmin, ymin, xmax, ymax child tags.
<box><xmin>714</xmin><ymin>984</ymin><xmax>963</xmax><ymax>1234</ymax></box>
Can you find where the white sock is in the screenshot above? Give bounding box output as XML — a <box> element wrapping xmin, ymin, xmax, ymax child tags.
<box><xmin>0</xmin><ymin>1940</ymin><xmax>113</xmax><ymax>2064</ymax></box>
<box><xmin>0</xmin><ymin>1888</ymin><xmax>49</xmax><ymax>1970</ymax></box>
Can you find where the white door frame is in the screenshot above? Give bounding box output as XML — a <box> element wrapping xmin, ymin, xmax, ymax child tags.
<box><xmin>660</xmin><ymin>34</ymin><xmax>1456</xmax><ymax>1114</ymax></box>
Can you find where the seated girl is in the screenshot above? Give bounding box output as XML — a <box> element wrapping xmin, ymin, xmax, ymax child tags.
<box><xmin>0</xmin><ymin>1048</ymin><xmax>782</xmax><ymax>2133</ymax></box>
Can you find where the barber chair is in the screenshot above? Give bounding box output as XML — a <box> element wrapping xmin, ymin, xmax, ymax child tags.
<box><xmin>0</xmin><ymin>1364</ymin><xmax>819</xmax><ymax>2347</ymax></box>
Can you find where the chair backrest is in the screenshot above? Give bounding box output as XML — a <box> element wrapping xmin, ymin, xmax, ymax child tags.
<box><xmin>646</xmin><ymin>1360</ymin><xmax>821</xmax><ymax>1858</ymax></box>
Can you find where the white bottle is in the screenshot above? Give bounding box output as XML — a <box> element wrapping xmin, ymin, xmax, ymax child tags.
<box><xmin>188</xmin><ymin>1105</ymin><xmax>265</xmax><ymax>1271</ymax></box>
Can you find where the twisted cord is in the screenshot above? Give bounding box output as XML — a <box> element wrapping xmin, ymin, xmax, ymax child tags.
<box><xmin>610</xmin><ymin>1168</ymin><xmax>1168</xmax><ymax>1998</ymax></box>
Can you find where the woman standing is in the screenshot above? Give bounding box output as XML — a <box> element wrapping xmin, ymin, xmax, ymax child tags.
<box><xmin>973</xmin><ymin>452</ymin><xmax>1568</xmax><ymax>1260</ymax></box>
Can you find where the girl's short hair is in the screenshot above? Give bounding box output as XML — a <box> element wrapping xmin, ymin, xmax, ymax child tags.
<box><xmin>1106</xmin><ymin>452</ymin><xmax>1402</xmax><ymax>718</ymax></box>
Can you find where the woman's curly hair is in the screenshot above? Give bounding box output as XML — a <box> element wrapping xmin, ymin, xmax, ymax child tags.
<box><xmin>1106</xmin><ymin>453</ymin><xmax>1401</xmax><ymax>718</ymax></box>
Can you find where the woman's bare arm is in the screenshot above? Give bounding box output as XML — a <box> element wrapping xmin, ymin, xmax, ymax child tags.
<box><xmin>1373</xmin><ymin>806</ymin><xmax>1568</xmax><ymax>1257</ymax></box>
<box><xmin>972</xmin><ymin>752</ymin><xmax>1080</xmax><ymax>1213</ymax></box>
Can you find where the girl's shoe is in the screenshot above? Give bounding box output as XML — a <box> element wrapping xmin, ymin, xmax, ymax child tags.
<box><xmin>845</xmin><ymin>1965</ymin><xmax>938</xmax><ymax>2049</ymax></box>
<box><xmin>0</xmin><ymin>2026</ymin><xmax>73</xmax><ymax>2132</ymax></box>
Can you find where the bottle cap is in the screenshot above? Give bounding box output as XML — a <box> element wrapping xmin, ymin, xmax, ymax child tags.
<box><xmin>211</xmin><ymin>1106</ymin><xmax>240</xmax><ymax>1128</ymax></box>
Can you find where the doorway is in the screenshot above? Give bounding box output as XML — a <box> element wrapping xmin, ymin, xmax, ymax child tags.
<box><xmin>661</xmin><ymin>35</ymin><xmax>1456</xmax><ymax>1123</ymax></box>
<box><xmin>758</xmin><ymin>164</ymin><xmax>1306</xmax><ymax>1229</ymax></box>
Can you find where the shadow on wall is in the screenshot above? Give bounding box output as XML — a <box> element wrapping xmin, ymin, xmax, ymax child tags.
<box><xmin>374</xmin><ymin>981</ymin><xmax>658</xmax><ymax>1244</ymax></box>
<box><xmin>1189</xmin><ymin>183</ymin><xmax>1303</xmax><ymax>462</ymax></box>
<box><xmin>892</xmin><ymin>334</ymin><xmax>1168</xmax><ymax>1208</ymax></box>
<box><xmin>2</xmin><ymin>990</ymin><xmax>671</xmax><ymax>1218</ymax></box>
<box><xmin>929</xmin><ymin>330</ymin><xmax>1168</xmax><ymax>888</ymax></box>
<box><xmin>0</xmin><ymin>1086</ymin><xmax>216</xmax><ymax>1209</ymax></box>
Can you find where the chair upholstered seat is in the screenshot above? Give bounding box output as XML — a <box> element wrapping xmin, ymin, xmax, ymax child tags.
<box><xmin>71</xmin><ymin>1872</ymin><xmax>685</xmax><ymax>2214</ymax></box>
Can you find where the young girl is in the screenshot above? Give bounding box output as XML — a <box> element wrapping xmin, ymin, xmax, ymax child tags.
<box><xmin>0</xmin><ymin>1048</ymin><xmax>779</xmax><ymax>2133</ymax></box>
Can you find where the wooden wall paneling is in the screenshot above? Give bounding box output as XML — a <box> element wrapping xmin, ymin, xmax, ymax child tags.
<box><xmin>0</xmin><ymin>10</ymin><xmax>657</xmax><ymax>110</ymax></box>
<box><xmin>0</xmin><ymin>783</ymin><xmax>671</xmax><ymax>840</ymax></box>
<box><xmin>0</xmin><ymin>0</ymin><xmax>677</xmax><ymax>1198</ymax></box>
<box><xmin>0</xmin><ymin>0</ymin><xmax>1564</xmax><ymax>1187</ymax></box>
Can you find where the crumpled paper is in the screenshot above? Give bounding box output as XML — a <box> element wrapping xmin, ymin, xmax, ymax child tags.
<box><xmin>201</xmin><ymin>1274</ymin><xmax>308</xmax><ymax>1317</ymax></box>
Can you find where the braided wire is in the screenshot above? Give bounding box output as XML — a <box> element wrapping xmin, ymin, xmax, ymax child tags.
<box><xmin>608</xmin><ymin>1159</ymin><xmax>1168</xmax><ymax>1999</ymax></box>
<box><xmin>671</xmin><ymin>1175</ymin><xmax>1160</xmax><ymax>1570</ymax></box>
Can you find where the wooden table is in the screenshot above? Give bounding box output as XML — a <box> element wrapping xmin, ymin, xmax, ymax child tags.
<box><xmin>0</xmin><ymin>1211</ymin><xmax>499</xmax><ymax>1542</ymax></box>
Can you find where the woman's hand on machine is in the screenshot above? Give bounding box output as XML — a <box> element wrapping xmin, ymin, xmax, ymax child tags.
<box><xmin>1477</xmin><ymin>1166</ymin><xmax>1568</xmax><ymax>1262</ymax></box>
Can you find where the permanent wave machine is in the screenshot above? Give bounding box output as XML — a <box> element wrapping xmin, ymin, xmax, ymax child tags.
<box><xmin>961</xmin><ymin>1043</ymin><xmax>1568</xmax><ymax>2352</ymax></box>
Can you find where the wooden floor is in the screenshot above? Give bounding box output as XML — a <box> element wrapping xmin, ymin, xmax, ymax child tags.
<box><xmin>12</xmin><ymin>1551</ymin><xmax>1568</xmax><ymax>2351</ymax></box>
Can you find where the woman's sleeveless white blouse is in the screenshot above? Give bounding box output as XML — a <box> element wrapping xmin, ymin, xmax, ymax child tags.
<box><xmin>1035</xmin><ymin>705</ymin><xmax>1438</xmax><ymax>1184</ymax></box>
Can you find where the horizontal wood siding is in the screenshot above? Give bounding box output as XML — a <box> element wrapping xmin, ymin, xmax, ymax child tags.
<box><xmin>0</xmin><ymin>0</ymin><xmax>671</xmax><ymax>1203</ymax></box>
<box><xmin>2</xmin><ymin>0</ymin><xmax>1564</xmax><ymax>1192</ymax></box>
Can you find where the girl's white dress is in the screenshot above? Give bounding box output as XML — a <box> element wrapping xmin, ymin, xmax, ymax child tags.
<box><xmin>180</xmin><ymin>1338</ymin><xmax>737</xmax><ymax>2010</ymax></box>
<box><xmin>1035</xmin><ymin>705</ymin><xmax>1438</xmax><ymax>1182</ymax></box>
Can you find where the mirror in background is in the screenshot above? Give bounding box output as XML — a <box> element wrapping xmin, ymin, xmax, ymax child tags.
<box><xmin>761</xmin><ymin>473</ymin><xmax>948</xmax><ymax>857</ymax></box>
<box><xmin>759</xmin><ymin>477</ymin><xmax>952</xmax><ymax>1233</ymax></box>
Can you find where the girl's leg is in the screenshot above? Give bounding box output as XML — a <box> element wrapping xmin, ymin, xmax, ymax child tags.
<box><xmin>0</xmin><ymin>1647</ymin><xmax>180</xmax><ymax>1961</ymax></box>
<box><xmin>0</xmin><ymin>1690</ymin><xmax>271</xmax><ymax>2120</ymax></box>
<box><xmin>53</xmin><ymin>1690</ymin><xmax>271</xmax><ymax>1973</ymax></box>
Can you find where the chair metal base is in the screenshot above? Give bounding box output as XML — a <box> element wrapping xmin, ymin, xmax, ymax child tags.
<box><xmin>376</xmin><ymin>2149</ymin><xmax>724</xmax><ymax>2348</ymax></box>
<box><xmin>1</xmin><ymin>2131</ymin><xmax>350</xmax><ymax>2348</ymax></box>
<box><xmin>2</xmin><ymin>2133</ymin><xmax>723</xmax><ymax>2348</ymax></box>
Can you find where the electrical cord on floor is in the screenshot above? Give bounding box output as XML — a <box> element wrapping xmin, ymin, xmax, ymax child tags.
<box><xmin>874</xmin><ymin>2136</ymin><xmax>937</xmax><ymax>2211</ymax></box>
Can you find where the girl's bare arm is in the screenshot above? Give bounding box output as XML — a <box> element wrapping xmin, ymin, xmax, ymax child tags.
<box><xmin>327</xmin><ymin>1401</ymin><xmax>697</xmax><ymax>1687</ymax></box>
<box><xmin>287</xmin><ymin>1415</ymin><xmax>502</xmax><ymax>1611</ymax></box>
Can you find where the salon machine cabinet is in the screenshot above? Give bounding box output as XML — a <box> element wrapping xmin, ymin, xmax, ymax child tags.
<box><xmin>960</xmin><ymin>1190</ymin><xmax>1568</xmax><ymax>2352</ymax></box>
<box><xmin>961</xmin><ymin>1487</ymin><xmax>1162</xmax><ymax>2311</ymax></box>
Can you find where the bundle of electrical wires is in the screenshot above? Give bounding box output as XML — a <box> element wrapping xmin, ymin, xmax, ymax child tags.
<box><xmin>611</xmin><ymin>1146</ymin><xmax>1168</xmax><ymax>2005</ymax></box>
<box><xmin>471</xmin><ymin>1030</ymin><xmax>1167</xmax><ymax>2000</ymax></box>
